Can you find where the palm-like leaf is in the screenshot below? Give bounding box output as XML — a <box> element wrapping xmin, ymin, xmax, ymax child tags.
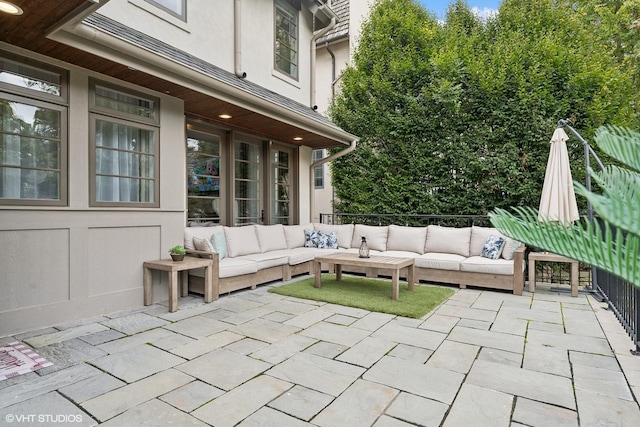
<box><xmin>490</xmin><ymin>125</ymin><xmax>640</xmax><ymax>289</ymax></box>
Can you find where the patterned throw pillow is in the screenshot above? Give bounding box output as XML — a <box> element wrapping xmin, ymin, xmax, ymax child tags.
<box><xmin>481</xmin><ymin>235</ymin><xmax>506</xmax><ymax>260</ymax></box>
<box><xmin>211</xmin><ymin>233</ymin><xmax>227</xmax><ymax>260</ymax></box>
<box><xmin>304</xmin><ymin>229</ymin><xmax>321</xmax><ymax>248</ymax></box>
<box><xmin>317</xmin><ymin>231</ymin><xmax>338</xmax><ymax>249</ymax></box>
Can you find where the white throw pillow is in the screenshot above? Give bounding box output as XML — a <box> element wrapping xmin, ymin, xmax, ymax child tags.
<box><xmin>255</xmin><ymin>224</ymin><xmax>288</xmax><ymax>253</ymax></box>
<box><xmin>223</xmin><ymin>226</ymin><xmax>261</xmax><ymax>257</ymax></box>
<box><xmin>184</xmin><ymin>225</ymin><xmax>223</xmax><ymax>250</ymax></box>
<box><xmin>386</xmin><ymin>225</ymin><xmax>427</xmax><ymax>254</ymax></box>
<box><xmin>351</xmin><ymin>224</ymin><xmax>389</xmax><ymax>252</ymax></box>
<box><xmin>424</xmin><ymin>225</ymin><xmax>472</xmax><ymax>257</ymax></box>
<box><xmin>501</xmin><ymin>239</ymin><xmax>522</xmax><ymax>260</ymax></box>
<box><xmin>193</xmin><ymin>237</ymin><xmax>215</xmax><ymax>253</ymax></box>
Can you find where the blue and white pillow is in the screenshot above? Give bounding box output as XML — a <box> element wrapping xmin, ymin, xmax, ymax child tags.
<box><xmin>481</xmin><ymin>235</ymin><xmax>506</xmax><ymax>260</ymax></box>
<box><xmin>304</xmin><ymin>230</ymin><xmax>338</xmax><ymax>249</ymax></box>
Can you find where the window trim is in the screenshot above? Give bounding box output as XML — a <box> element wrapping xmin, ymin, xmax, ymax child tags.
<box><xmin>144</xmin><ymin>0</ymin><xmax>186</xmax><ymax>21</ymax></box>
<box><xmin>0</xmin><ymin>92</ymin><xmax>68</xmax><ymax>206</ymax></box>
<box><xmin>274</xmin><ymin>0</ymin><xmax>299</xmax><ymax>80</ymax></box>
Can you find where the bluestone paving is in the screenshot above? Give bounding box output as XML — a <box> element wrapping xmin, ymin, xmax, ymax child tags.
<box><xmin>1</xmin><ymin>281</ymin><xmax>639</xmax><ymax>426</ymax></box>
<box><xmin>0</xmin><ymin>391</ymin><xmax>96</xmax><ymax>427</ymax></box>
<box><xmin>442</xmin><ymin>383</ymin><xmax>513</xmax><ymax>427</ymax></box>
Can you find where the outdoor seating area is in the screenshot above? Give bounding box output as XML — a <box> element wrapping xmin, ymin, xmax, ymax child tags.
<box><xmin>1</xmin><ymin>280</ymin><xmax>638</xmax><ymax>425</ymax></box>
<box><xmin>178</xmin><ymin>222</ymin><xmax>526</xmax><ymax>303</ymax></box>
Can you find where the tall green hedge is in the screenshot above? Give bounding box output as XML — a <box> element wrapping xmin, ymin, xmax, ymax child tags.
<box><xmin>329</xmin><ymin>0</ymin><xmax>636</xmax><ymax>216</ymax></box>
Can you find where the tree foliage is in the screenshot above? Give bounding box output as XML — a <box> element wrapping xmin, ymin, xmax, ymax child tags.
<box><xmin>329</xmin><ymin>0</ymin><xmax>637</xmax><ymax>216</ymax></box>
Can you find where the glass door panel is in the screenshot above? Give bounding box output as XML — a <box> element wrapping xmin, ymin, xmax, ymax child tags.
<box><xmin>271</xmin><ymin>148</ymin><xmax>291</xmax><ymax>225</ymax></box>
<box><xmin>234</xmin><ymin>140</ymin><xmax>261</xmax><ymax>225</ymax></box>
<box><xmin>187</xmin><ymin>130</ymin><xmax>221</xmax><ymax>224</ymax></box>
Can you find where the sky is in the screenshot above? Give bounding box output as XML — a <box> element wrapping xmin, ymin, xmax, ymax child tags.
<box><xmin>417</xmin><ymin>0</ymin><xmax>502</xmax><ymax>20</ymax></box>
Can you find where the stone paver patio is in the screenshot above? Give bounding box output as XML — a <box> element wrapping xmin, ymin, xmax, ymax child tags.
<box><xmin>1</xmin><ymin>278</ymin><xmax>639</xmax><ymax>426</ymax></box>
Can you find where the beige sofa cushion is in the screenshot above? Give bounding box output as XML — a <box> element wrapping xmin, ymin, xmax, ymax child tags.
<box><xmin>351</xmin><ymin>224</ymin><xmax>389</xmax><ymax>251</ymax></box>
<box><xmin>183</xmin><ymin>225</ymin><xmax>224</xmax><ymax>250</ymax></box>
<box><xmin>255</xmin><ymin>224</ymin><xmax>288</xmax><ymax>253</ymax></box>
<box><xmin>460</xmin><ymin>256</ymin><xmax>514</xmax><ymax>275</ymax></box>
<box><xmin>224</xmin><ymin>226</ymin><xmax>260</xmax><ymax>257</ymax></box>
<box><xmin>283</xmin><ymin>223</ymin><xmax>313</xmax><ymax>249</ymax></box>
<box><xmin>386</xmin><ymin>225</ymin><xmax>427</xmax><ymax>254</ymax></box>
<box><xmin>415</xmin><ymin>253</ymin><xmax>465</xmax><ymax>271</ymax></box>
<box><xmin>425</xmin><ymin>225</ymin><xmax>471</xmax><ymax>257</ymax></box>
<box><xmin>314</xmin><ymin>223</ymin><xmax>354</xmax><ymax>249</ymax></box>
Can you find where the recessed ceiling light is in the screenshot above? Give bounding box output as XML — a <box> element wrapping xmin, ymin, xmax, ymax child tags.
<box><xmin>218</xmin><ymin>114</ymin><xmax>232</xmax><ymax>119</ymax></box>
<box><xmin>0</xmin><ymin>1</ymin><xmax>23</xmax><ymax>15</ymax></box>
<box><xmin>293</xmin><ymin>137</ymin><xmax>303</xmax><ymax>141</ymax></box>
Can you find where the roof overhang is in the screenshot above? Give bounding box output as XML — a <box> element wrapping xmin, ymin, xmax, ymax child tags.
<box><xmin>0</xmin><ymin>0</ymin><xmax>357</xmax><ymax>149</ymax></box>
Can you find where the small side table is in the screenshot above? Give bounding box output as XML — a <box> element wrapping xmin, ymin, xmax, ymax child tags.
<box><xmin>528</xmin><ymin>252</ymin><xmax>579</xmax><ymax>297</ymax></box>
<box><xmin>143</xmin><ymin>257</ymin><xmax>215</xmax><ymax>312</ymax></box>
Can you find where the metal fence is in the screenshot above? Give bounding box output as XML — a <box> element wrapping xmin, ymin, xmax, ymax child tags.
<box><xmin>319</xmin><ymin>212</ymin><xmax>639</xmax><ymax>354</ymax></box>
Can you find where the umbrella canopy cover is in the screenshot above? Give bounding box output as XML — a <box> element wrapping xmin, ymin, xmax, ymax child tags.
<box><xmin>538</xmin><ymin>128</ymin><xmax>580</xmax><ymax>226</ymax></box>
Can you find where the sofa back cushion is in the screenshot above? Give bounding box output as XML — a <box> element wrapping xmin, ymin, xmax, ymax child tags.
<box><xmin>386</xmin><ymin>225</ymin><xmax>427</xmax><ymax>254</ymax></box>
<box><xmin>351</xmin><ymin>224</ymin><xmax>389</xmax><ymax>252</ymax></box>
<box><xmin>184</xmin><ymin>225</ymin><xmax>223</xmax><ymax>250</ymax></box>
<box><xmin>314</xmin><ymin>223</ymin><xmax>354</xmax><ymax>249</ymax></box>
<box><xmin>255</xmin><ymin>224</ymin><xmax>288</xmax><ymax>253</ymax></box>
<box><xmin>425</xmin><ymin>225</ymin><xmax>471</xmax><ymax>257</ymax></box>
<box><xmin>224</xmin><ymin>226</ymin><xmax>260</xmax><ymax>257</ymax></box>
<box><xmin>283</xmin><ymin>223</ymin><xmax>313</xmax><ymax>249</ymax></box>
<box><xmin>470</xmin><ymin>227</ymin><xmax>504</xmax><ymax>256</ymax></box>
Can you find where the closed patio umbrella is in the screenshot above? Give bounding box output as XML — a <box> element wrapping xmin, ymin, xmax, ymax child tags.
<box><xmin>538</xmin><ymin>128</ymin><xmax>579</xmax><ymax>226</ymax></box>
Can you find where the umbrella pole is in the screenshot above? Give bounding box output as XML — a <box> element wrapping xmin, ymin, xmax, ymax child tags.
<box><xmin>557</xmin><ymin>119</ymin><xmax>605</xmax><ymax>299</ymax></box>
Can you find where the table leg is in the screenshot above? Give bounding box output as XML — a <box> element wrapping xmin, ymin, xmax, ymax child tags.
<box><xmin>204</xmin><ymin>264</ymin><xmax>213</xmax><ymax>303</ymax></box>
<box><xmin>335</xmin><ymin>264</ymin><xmax>342</xmax><ymax>281</ymax></box>
<box><xmin>407</xmin><ymin>265</ymin><xmax>415</xmax><ymax>291</ymax></box>
<box><xmin>314</xmin><ymin>261</ymin><xmax>322</xmax><ymax>288</ymax></box>
<box><xmin>169</xmin><ymin>271</ymin><xmax>179</xmax><ymax>312</ymax></box>
<box><xmin>392</xmin><ymin>270</ymin><xmax>399</xmax><ymax>300</ymax></box>
<box><xmin>143</xmin><ymin>267</ymin><xmax>152</xmax><ymax>306</ymax></box>
<box><xmin>180</xmin><ymin>270</ymin><xmax>189</xmax><ymax>297</ymax></box>
<box><xmin>528</xmin><ymin>258</ymin><xmax>536</xmax><ymax>292</ymax></box>
<box><xmin>570</xmin><ymin>261</ymin><xmax>579</xmax><ymax>297</ymax></box>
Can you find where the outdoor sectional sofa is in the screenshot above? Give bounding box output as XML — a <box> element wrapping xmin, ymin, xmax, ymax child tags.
<box><xmin>183</xmin><ymin>223</ymin><xmax>526</xmax><ymax>298</ymax></box>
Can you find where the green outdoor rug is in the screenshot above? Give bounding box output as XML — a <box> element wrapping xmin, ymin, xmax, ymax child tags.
<box><xmin>269</xmin><ymin>274</ymin><xmax>455</xmax><ymax>318</ymax></box>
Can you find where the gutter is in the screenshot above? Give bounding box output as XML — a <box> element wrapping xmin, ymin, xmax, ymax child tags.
<box><xmin>309</xmin><ymin>138</ymin><xmax>357</xmax><ymax>222</ymax></box>
<box><xmin>310</xmin><ymin>5</ymin><xmax>337</xmax><ymax>110</ymax></box>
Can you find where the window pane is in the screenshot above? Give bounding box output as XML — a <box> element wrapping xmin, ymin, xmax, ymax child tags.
<box><xmin>187</xmin><ymin>133</ymin><xmax>222</xmax><ymax>220</ymax></box>
<box><xmin>0</xmin><ymin>99</ymin><xmax>62</xmax><ymax>201</ymax></box>
<box><xmin>0</xmin><ymin>57</ymin><xmax>62</xmax><ymax>96</ymax></box>
<box><xmin>188</xmin><ymin>197</ymin><xmax>221</xmax><ymax>223</ymax></box>
<box><xmin>94</xmin><ymin>119</ymin><xmax>156</xmax><ymax>203</ymax></box>
<box><xmin>95</xmin><ymin>85</ymin><xmax>157</xmax><ymax>120</ymax></box>
<box><xmin>96</xmin><ymin>176</ymin><xmax>154</xmax><ymax>202</ymax></box>
<box><xmin>275</xmin><ymin>0</ymin><xmax>298</xmax><ymax>78</ymax></box>
<box><xmin>149</xmin><ymin>0</ymin><xmax>184</xmax><ymax>15</ymax></box>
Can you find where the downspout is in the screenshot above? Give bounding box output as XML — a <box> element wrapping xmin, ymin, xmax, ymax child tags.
<box><xmin>325</xmin><ymin>41</ymin><xmax>336</xmax><ymax>99</ymax></box>
<box><xmin>309</xmin><ymin>139</ymin><xmax>358</xmax><ymax>222</ymax></box>
<box><xmin>234</xmin><ymin>0</ymin><xmax>246</xmax><ymax>78</ymax></box>
<box><xmin>310</xmin><ymin>6</ymin><xmax>337</xmax><ymax>109</ymax></box>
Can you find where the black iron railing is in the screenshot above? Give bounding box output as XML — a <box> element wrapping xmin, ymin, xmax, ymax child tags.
<box><xmin>320</xmin><ymin>212</ymin><xmax>640</xmax><ymax>354</ymax></box>
<box><xmin>596</xmin><ymin>270</ymin><xmax>640</xmax><ymax>354</ymax></box>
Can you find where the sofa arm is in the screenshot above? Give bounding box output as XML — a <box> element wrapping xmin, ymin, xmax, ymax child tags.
<box><xmin>186</xmin><ymin>248</ymin><xmax>217</xmax><ymax>260</ymax></box>
<box><xmin>512</xmin><ymin>244</ymin><xmax>526</xmax><ymax>295</ymax></box>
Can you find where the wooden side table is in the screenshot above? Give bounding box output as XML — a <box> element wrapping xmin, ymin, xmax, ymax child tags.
<box><xmin>528</xmin><ymin>252</ymin><xmax>579</xmax><ymax>297</ymax></box>
<box><xmin>143</xmin><ymin>256</ymin><xmax>216</xmax><ymax>312</ymax></box>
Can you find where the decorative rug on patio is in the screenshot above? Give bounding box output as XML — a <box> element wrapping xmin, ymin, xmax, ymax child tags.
<box><xmin>269</xmin><ymin>274</ymin><xmax>455</xmax><ymax>318</ymax></box>
<box><xmin>0</xmin><ymin>342</ymin><xmax>52</xmax><ymax>381</ymax></box>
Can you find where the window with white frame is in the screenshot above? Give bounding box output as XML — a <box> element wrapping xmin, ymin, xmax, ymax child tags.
<box><xmin>145</xmin><ymin>0</ymin><xmax>186</xmax><ymax>20</ymax></box>
<box><xmin>312</xmin><ymin>149</ymin><xmax>324</xmax><ymax>189</ymax></box>
<box><xmin>274</xmin><ymin>0</ymin><xmax>299</xmax><ymax>79</ymax></box>
<box><xmin>0</xmin><ymin>52</ymin><xmax>68</xmax><ymax>206</ymax></box>
<box><xmin>89</xmin><ymin>80</ymin><xmax>159</xmax><ymax>207</ymax></box>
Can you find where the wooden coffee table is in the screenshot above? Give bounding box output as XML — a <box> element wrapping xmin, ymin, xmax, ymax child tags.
<box><xmin>313</xmin><ymin>253</ymin><xmax>415</xmax><ymax>300</ymax></box>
